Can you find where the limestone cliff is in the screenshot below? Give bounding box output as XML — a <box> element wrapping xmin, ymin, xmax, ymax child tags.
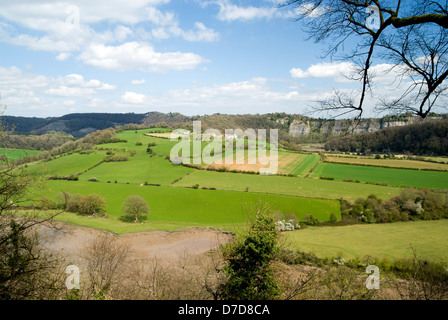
<box><xmin>288</xmin><ymin>115</ymin><xmax>443</xmax><ymax>137</ymax></box>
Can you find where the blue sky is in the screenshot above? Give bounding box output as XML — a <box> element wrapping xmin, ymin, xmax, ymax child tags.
<box><xmin>0</xmin><ymin>0</ymin><xmax>414</xmax><ymax>118</ymax></box>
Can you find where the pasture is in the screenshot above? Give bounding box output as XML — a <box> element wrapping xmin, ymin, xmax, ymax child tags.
<box><xmin>172</xmin><ymin>170</ymin><xmax>402</xmax><ymax>201</ymax></box>
<box><xmin>27</xmin><ymin>151</ymin><xmax>106</xmax><ymax>176</ymax></box>
<box><xmin>285</xmin><ymin>220</ymin><xmax>448</xmax><ymax>262</ymax></box>
<box><xmin>0</xmin><ymin>148</ymin><xmax>41</xmax><ymax>161</ymax></box>
<box><xmin>38</xmin><ymin>180</ymin><xmax>341</xmax><ymax>232</ymax></box>
<box><xmin>311</xmin><ymin>162</ymin><xmax>448</xmax><ymax>189</ymax></box>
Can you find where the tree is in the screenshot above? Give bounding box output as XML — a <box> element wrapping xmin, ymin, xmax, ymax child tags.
<box><xmin>283</xmin><ymin>0</ymin><xmax>448</xmax><ymax>120</ymax></box>
<box><xmin>0</xmin><ymin>117</ymin><xmax>65</xmax><ymax>299</ymax></box>
<box><xmin>218</xmin><ymin>207</ymin><xmax>282</xmax><ymax>300</ymax></box>
<box><xmin>120</xmin><ymin>195</ymin><xmax>150</xmax><ymax>222</ymax></box>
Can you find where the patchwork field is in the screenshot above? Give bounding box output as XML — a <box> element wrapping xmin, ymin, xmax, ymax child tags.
<box><xmin>325</xmin><ymin>155</ymin><xmax>448</xmax><ymax>171</ymax></box>
<box><xmin>16</xmin><ymin>128</ymin><xmax>448</xmax><ymax>263</ymax></box>
<box><xmin>204</xmin><ymin>150</ymin><xmax>319</xmax><ymax>176</ymax></box>
<box><xmin>311</xmin><ymin>162</ymin><xmax>448</xmax><ymax>189</ymax></box>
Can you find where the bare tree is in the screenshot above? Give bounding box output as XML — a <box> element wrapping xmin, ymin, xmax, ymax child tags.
<box><xmin>81</xmin><ymin>232</ymin><xmax>132</xmax><ymax>300</ymax></box>
<box><xmin>282</xmin><ymin>0</ymin><xmax>448</xmax><ymax>119</ymax></box>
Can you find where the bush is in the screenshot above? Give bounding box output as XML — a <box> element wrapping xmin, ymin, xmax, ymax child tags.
<box><xmin>77</xmin><ymin>194</ymin><xmax>107</xmax><ymax>216</ymax></box>
<box><xmin>60</xmin><ymin>192</ymin><xmax>107</xmax><ymax>216</ymax></box>
<box><xmin>304</xmin><ymin>214</ymin><xmax>319</xmax><ymax>225</ymax></box>
<box><xmin>88</xmin><ymin>177</ymin><xmax>99</xmax><ymax>182</ymax></box>
<box><xmin>329</xmin><ymin>213</ymin><xmax>338</xmax><ymax>223</ymax></box>
<box><xmin>104</xmin><ymin>155</ymin><xmax>128</xmax><ymax>162</ymax></box>
<box><xmin>36</xmin><ymin>197</ymin><xmax>57</xmax><ymax>210</ymax></box>
<box><xmin>219</xmin><ymin>208</ymin><xmax>281</xmax><ymax>300</ymax></box>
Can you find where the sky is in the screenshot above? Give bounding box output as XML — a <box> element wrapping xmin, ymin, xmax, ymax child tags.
<box><xmin>0</xmin><ymin>0</ymin><xmax>432</xmax><ymax>118</ymax></box>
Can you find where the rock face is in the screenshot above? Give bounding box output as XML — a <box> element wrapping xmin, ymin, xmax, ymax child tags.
<box><xmin>289</xmin><ymin>119</ymin><xmax>311</xmax><ymax>136</ymax></box>
<box><xmin>289</xmin><ymin>115</ymin><xmax>441</xmax><ymax>137</ymax></box>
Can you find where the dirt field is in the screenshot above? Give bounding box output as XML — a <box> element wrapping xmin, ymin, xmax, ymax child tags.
<box><xmin>37</xmin><ymin>222</ymin><xmax>234</xmax><ymax>263</ymax></box>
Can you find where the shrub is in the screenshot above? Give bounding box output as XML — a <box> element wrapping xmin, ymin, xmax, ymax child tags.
<box><xmin>88</xmin><ymin>177</ymin><xmax>99</xmax><ymax>182</ymax></box>
<box><xmin>219</xmin><ymin>208</ymin><xmax>281</xmax><ymax>300</ymax></box>
<box><xmin>304</xmin><ymin>214</ymin><xmax>319</xmax><ymax>225</ymax></box>
<box><xmin>104</xmin><ymin>155</ymin><xmax>128</xmax><ymax>162</ymax></box>
<box><xmin>329</xmin><ymin>213</ymin><xmax>338</xmax><ymax>223</ymax></box>
<box><xmin>77</xmin><ymin>194</ymin><xmax>107</xmax><ymax>216</ymax></box>
<box><xmin>36</xmin><ymin>197</ymin><xmax>57</xmax><ymax>210</ymax></box>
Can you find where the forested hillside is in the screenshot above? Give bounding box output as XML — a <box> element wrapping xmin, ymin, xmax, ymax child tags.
<box><xmin>325</xmin><ymin>119</ymin><xmax>448</xmax><ymax>155</ymax></box>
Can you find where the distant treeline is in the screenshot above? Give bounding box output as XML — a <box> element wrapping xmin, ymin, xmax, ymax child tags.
<box><xmin>325</xmin><ymin>119</ymin><xmax>448</xmax><ymax>155</ymax></box>
<box><xmin>9</xmin><ymin>128</ymin><xmax>126</xmax><ymax>165</ymax></box>
<box><xmin>1</xmin><ymin>131</ymin><xmax>74</xmax><ymax>150</ymax></box>
<box><xmin>1</xmin><ymin>113</ymin><xmax>147</xmax><ymax>137</ymax></box>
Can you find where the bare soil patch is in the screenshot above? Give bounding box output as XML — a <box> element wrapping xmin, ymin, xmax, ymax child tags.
<box><xmin>37</xmin><ymin>222</ymin><xmax>234</xmax><ymax>263</ymax></box>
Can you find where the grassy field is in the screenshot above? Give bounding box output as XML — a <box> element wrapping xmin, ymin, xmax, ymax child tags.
<box><xmin>325</xmin><ymin>155</ymin><xmax>448</xmax><ymax>171</ymax></box>
<box><xmin>78</xmin><ymin>152</ymin><xmax>194</xmax><ymax>185</ymax></box>
<box><xmin>36</xmin><ymin>180</ymin><xmax>341</xmax><ymax>232</ymax></box>
<box><xmin>172</xmin><ymin>170</ymin><xmax>402</xmax><ymax>201</ymax></box>
<box><xmin>285</xmin><ymin>220</ymin><xmax>448</xmax><ymax>262</ymax></box>
<box><xmin>0</xmin><ymin>148</ymin><xmax>41</xmax><ymax>161</ymax></box>
<box><xmin>311</xmin><ymin>163</ymin><xmax>448</xmax><ymax>189</ymax></box>
<box><xmin>27</xmin><ymin>151</ymin><xmax>106</xmax><ymax>176</ymax></box>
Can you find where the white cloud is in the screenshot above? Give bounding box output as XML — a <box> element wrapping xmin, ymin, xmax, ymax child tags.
<box><xmin>290</xmin><ymin>62</ymin><xmax>356</xmax><ymax>81</ymax></box>
<box><xmin>121</xmin><ymin>91</ymin><xmax>147</xmax><ymax>104</ymax></box>
<box><xmin>148</xmin><ymin>77</ymin><xmax>307</xmax><ymax>114</ymax></box>
<box><xmin>176</xmin><ymin>22</ymin><xmax>220</xmax><ymax>42</ymax></box>
<box><xmin>0</xmin><ymin>66</ymin><xmax>117</xmax><ymax>116</ymax></box>
<box><xmin>78</xmin><ymin>41</ymin><xmax>208</xmax><ymax>72</ymax></box>
<box><xmin>55</xmin><ymin>52</ymin><xmax>71</xmax><ymax>61</ymax></box>
<box><xmin>131</xmin><ymin>79</ymin><xmax>146</xmax><ymax>85</ymax></box>
<box><xmin>212</xmin><ymin>0</ymin><xmax>293</xmax><ymax>22</ymax></box>
<box><xmin>0</xmin><ymin>0</ymin><xmax>218</xmax><ymax>71</ymax></box>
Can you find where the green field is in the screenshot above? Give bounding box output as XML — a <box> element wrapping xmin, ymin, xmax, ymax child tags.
<box><xmin>78</xmin><ymin>152</ymin><xmax>194</xmax><ymax>185</ymax></box>
<box><xmin>172</xmin><ymin>170</ymin><xmax>402</xmax><ymax>201</ymax></box>
<box><xmin>287</xmin><ymin>153</ymin><xmax>320</xmax><ymax>176</ymax></box>
<box><xmin>37</xmin><ymin>180</ymin><xmax>341</xmax><ymax>233</ymax></box>
<box><xmin>27</xmin><ymin>151</ymin><xmax>106</xmax><ymax>176</ymax></box>
<box><xmin>0</xmin><ymin>148</ymin><xmax>41</xmax><ymax>161</ymax></box>
<box><xmin>311</xmin><ymin>162</ymin><xmax>448</xmax><ymax>189</ymax></box>
<box><xmin>285</xmin><ymin>220</ymin><xmax>448</xmax><ymax>262</ymax></box>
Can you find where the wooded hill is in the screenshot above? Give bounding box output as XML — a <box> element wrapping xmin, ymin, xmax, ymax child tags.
<box><xmin>325</xmin><ymin>119</ymin><xmax>448</xmax><ymax>155</ymax></box>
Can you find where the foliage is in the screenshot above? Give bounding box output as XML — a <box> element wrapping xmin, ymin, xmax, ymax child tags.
<box><xmin>60</xmin><ymin>192</ymin><xmax>107</xmax><ymax>216</ymax></box>
<box><xmin>326</xmin><ymin>119</ymin><xmax>448</xmax><ymax>155</ymax></box>
<box><xmin>120</xmin><ymin>195</ymin><xmax>150</xmax><ymax>223</ymax></box>
<box><xmin>218</xmin><ymin>208</ymin><xmax>281</xmax><ymax>300</ymax></box>
<box><xmin>343</xmin><ymin>188</ymin><xmax>448</xmax><ymax>224</ymax></box>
